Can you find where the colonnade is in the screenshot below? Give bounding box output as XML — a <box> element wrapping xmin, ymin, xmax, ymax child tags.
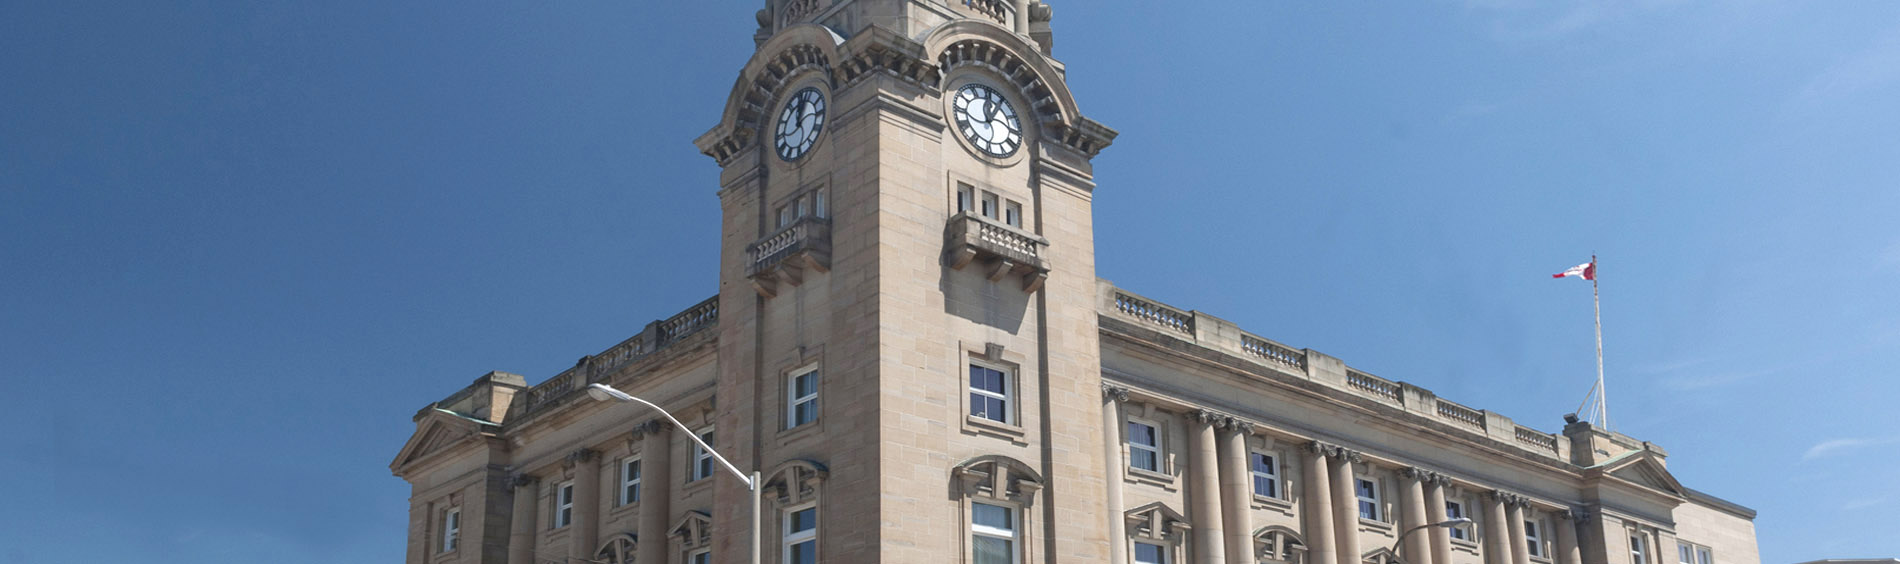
<box><xmin>1103</xmin><ymin>385</ymin><xmax>1585</xmax><ymax>564</ymax></box>
<box><xmin>502</xmin><ymin>420</ymin><xmax>672</xmax><ymax>564</ymax></box>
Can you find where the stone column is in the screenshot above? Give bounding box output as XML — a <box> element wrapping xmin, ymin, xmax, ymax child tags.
<box><xmin>1424</xmin><ymin>476</ymin><xmax>1454</xmax><ymax>564</ymax></box>
<box><xmin>567</xmin><ymin>448</ymin><xmax>601</xmax><ymax>563</ymax></box>
<box><xmin>1188</xmin><ymin>409</ymin><xmax>1228</xmax><ymax>564</ymax></box>
<box><xmin>507</xmin><ymin>474</ymin><xmax>538</xmax><ymax>564</ymax></box>
<box><xmin>1483</xmin><ymin>492</ymin><xmax>1512</xmax><ymax>564</ymax></box>
<box><xmin>1507</xmin><ymin>501</ymin><xmax>1530</xmax><ymax>564</ymax></box>
<box><xmin>1219</xmin><ymin>419</ymin><xmax>1256</xmax><ymax>564</ymax></box>
<box><xmin>1302</xmin><ymin>442</ymin><xmax>1339</xmax><ymax>564</ymax></box>
<box><xmin>1399</xmin><ymin>469</ymin><xmax>1433</xmax><ymax>564</ymax></box>
<box><xmin>1328</xmin><ymin>449</ymin><xmax>1362</xmax><ymax>564</ymax></box>
<box><xmin>1553</xmin><ymin>510</ymin><xmax>1582</xmax><ymax>564</ymax></box>
<box><xmin>636</xmin><ymin>421</ymin><xmax>674</xmax><ymax>564</ymax></box>
<box><xmin>1012</xmin><ymin>0</ymin><xmax>1031</xmax><ymax>33</ymax></box>
<box><xmin>1102</xmin><ymin>386</ymin><xmax>1130</xmax><ymax>564</ymax></box>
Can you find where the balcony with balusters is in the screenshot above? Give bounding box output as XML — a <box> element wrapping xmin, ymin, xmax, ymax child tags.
<box><xmin>945</xmin><ymin>212</ymin><xmax>1051</xmax><ymax>292</ymax></box>
<box><xmin>746</xmin><ymin>216</ymin><xmax>831</xmax><ymax>298</ymax></box>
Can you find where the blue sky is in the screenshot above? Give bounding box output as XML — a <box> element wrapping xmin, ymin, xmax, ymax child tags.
<box><xmin>3</xmin><ymin>1</ymin><xmax>1896</xmax><ymax>562</ymax></box>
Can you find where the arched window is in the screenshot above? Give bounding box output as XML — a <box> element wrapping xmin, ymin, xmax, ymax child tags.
<box><xmin>594</xmin><ymin>533</ymin><xmax>637</xmax><ymax>564</ymax></box>
<box><xmin>764</xmin><ymin>460</ymin><xmax>829</xmax><ymax>564</ymax></box>
<box><xmin>1123</xmin><ymin>502</ymin><xmax>1189</xmax><ymax>564</ymax></box>
<box><xmin>952</xmin><ymin>455</ymin><xmax>1044</xmax><ymax>564</ymax></box>
<box><xmin>1252</xmin><ymin>526</ymin><xmax>1306</xmax><ymax>564</ymax></box>
<box><xmin>1363</xmin><ymin>547</ymin><xmax>1403</xmax><ymax>564</ymax></box>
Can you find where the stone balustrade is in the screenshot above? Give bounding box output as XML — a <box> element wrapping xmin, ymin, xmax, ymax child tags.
<box><xmin>746</xmin><ymin>216</ymin><xmax>831</xmax><ymax>297</ymax></box>
<box><xmin>945</xmin><ymin>213</ymin><xmax>1050</xmax><ymax>292</ymax></box>
<box><xmin>515</xmin><ymin>296</ymin><xmax>720</xmax><ymax>418</ymax></box>
<box><xmin>1097</xmin><ymin>279</ymin><xmax>1568</xmax><ymax>461</ymax></box>
<box><xmin>961</xmin><ymin>0</ymin><xmax>1013</xmax><ymax>26</ymax></box>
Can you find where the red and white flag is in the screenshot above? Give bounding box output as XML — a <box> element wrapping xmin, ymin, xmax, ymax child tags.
<box><xmin>1552</xmin><ymin>261</ymin><xmax>1595</xmax><ymax>280</ymax></box>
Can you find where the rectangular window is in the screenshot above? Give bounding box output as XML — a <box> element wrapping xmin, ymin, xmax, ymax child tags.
<box><xmin>1696</xmin><ymin>547</ymin><xmax>1712</xmax><ymax>564</ymax></box>
<box><xmin>1126</xmin><ymin>420</ymin><xmax>1160</xmax><ymax>472</ymax></box>
<box><xmin>957</xmin><ymin>183</ymin><xmax>975</xmax><ymax>214</ymax></box>
<box><xmin>1004</xmin><ymin>201</ymin><xmax>1022</xmax><ymax>227</ymax></box>
<box><xmin>691</xmin><ymin>428</ymin><xmax>716</xmax><ymax>482</ymax></box>
<box><xmin>1630</xmin><ymin>534</ymin><xmax>1648</xmax><ymax>564</ymax></box>
<box><xmin>971</xmin><ymin>502</ymin><xmax>1016</xmax><ymax>564</ymax></box>
<box><xmin>1680</xmin><ymin>543</ymin><xmax>1712</xmax><ymax>564</ymax></box>
<box><xmin>441</xmin><ymin>507</ymin><xmax>461</xmax><ymax>552</ymax></box>
<box><xmin>814</xmin><ymin>190</ymin><xmax>828</xmax><ymax>218</ymax></box>
<box><xmin>980</xmin><ymin>191</ymin><xmax>999</xmax><ymax>219</ymax></box>
<box><xmin>795</xmin><ymin>195</ymin><xmax>809</xmax><ymax>218</ymax></box>
<box><xmin>1355</xmin><ymin>477</ymin><xmax>1381</xmax><ymax>521</ymax></box>
<box><xmin>1526</xmin><ymin>520</ymin><xmax>1544</xmax><ymax>557</ymax></box>
<box><xmin>1445</xmin><ymin>500</ymin><xmax>1469</xmax><ymax>540</ymax></box>
<box><xmin>788</xmin><ymin>367</ymin><xmax>819</xmax><ymax>428</ymax></box>
<box><xmin>687</xmin><ymin>549</ymin><xmax>711</xmax><ymax>564</ymax></box>
<box><xmin>784</xmin><ymin>505</ymin><xmax>818</xmax><ymax>564</ymax></box>
<box><xmin>620</xmin><ymin>458</ymin><xmax>642</xmax><ymax>506</ymax></box>
<box><xmin>968</xmin><ymin>363</ymin><xmax>1011</xmax><ymax>424</ymax></box>
<box><xmin>778</xmin><ymin>205</ymin><xmax>793</xmax><ymax>228</ymax></box>
<box><xmin>1134</xmin><ymin>541</ymin><xmax>1168</xmax><ymax>564</ymax></box>
<box><xmin>554</xmin><ymin>481</ymin><xmax>575</xmax><ymax>528</ymax></box>
<box><xmin>1250</xmin><ymin>452</ymin><xmax>1279</xmax><ymax>498</ymax></box>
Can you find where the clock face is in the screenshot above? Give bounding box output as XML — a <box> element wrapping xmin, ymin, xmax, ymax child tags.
<box><xmin>775</xmin><ymin>87</ymin><xmax>826</xmax><ymax>161</ymax></box>
<box><xmin>952</xmin><ymin>84</ymin><xmax>1022</xmax><ymax>157</ymax></box>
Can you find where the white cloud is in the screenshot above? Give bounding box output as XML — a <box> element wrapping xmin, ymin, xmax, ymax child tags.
<box><xmin>1802</xmin><ymin>437</ymin><xmax>1900</xmax><ymax>462</ymax></box>
<box><xmin>1843</xmin><ymin>496</ymin><xmax>1890</xmax><ymax>511</ymax></box>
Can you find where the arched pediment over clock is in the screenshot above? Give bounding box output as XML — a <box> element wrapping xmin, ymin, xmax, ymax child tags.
<box><xmin>923</xmin><ymin>20</ymin><xmax>1115</xmax><ymax>158</ymax></box>
<box><xmin>699</xmin><ymin>24</ymin><xmax>846</xmax><ymax>164</ymax></box>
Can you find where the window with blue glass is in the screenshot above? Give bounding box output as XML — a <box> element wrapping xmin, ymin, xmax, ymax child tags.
<box><xmin>968</xmin><ymin>363</ymin><xmax>1011</xmax><ymax>424</ymax></box>
<box><xmin>1251</xmin><ymin>451</ymin><xmax>1280</xmax><ymax>498</ymax></box>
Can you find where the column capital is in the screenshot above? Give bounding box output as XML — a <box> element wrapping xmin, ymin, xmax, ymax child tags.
<box><xmin>1227</xmin><ymin>418</ymin><xmax>1256</xmax><ymax>434</ymax></box>
<box><xmin>1486</xmin><ymin>489</ymin><xmax>1531</xmax><ymax>508</ymax></box>
<box><xmin>510</xmin><ymin>473</ymin><xmax>539</xmax><ymax>489</ymax></box>
<box><xmin>1102</xmin><ymin>384</ymin><xmax>1130</xmax><ymax>403</ymax></box>
<box><xmin>563</xmin><ymin>448</ymin><xmax>598</xmax><ymax>468</ymax></box>
<box><xmin>1191</xmin><ymin>408</ymin><xmax>1225</xmax><ymax>425</ymax></box>
<box><xmin>632</xmin><ymin>419</ymin><xmax>670</xmax><ymax>438</ymax></box>
<box><xmin>1303</xmin><ymin>440</ymin><xmax>1332</xmax><ymax>455</ymax></box>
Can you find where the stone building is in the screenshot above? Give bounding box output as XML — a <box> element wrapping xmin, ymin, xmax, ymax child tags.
<box><xmin>388</xmin><ymin>2</ymin><xmax>1761</xmax><ymax>564</ymax></box>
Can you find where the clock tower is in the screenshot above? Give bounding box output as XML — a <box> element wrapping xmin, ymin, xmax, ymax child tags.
<box><xmin>694</xmin><ymin>0</ymin><xmax>1117</xmax><ymax>562</ymax></box>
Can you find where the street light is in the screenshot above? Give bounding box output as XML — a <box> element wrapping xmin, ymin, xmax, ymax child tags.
<box><xmin>588</xmin><ymin>383</ymin><xmax>762</xmax><ymax>564</ymax></box>
<box><xmin>1390</xmin><ymin>517</ymin><xmax>1474</xmax><ymax>564</ymax></box>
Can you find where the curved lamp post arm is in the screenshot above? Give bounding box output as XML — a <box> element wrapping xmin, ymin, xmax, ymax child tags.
<box><xmin>588</xmin><ymin>383</ymin><xmax>756</xmax><ymax>491</ymax></box>
<box><xmin>1390</xmin><ymin>517</ymin><xmax>1474</xmax><ymax>563</ymax></box>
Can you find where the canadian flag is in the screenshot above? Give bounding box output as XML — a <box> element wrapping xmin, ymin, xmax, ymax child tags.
<box><xmin>1552</xmin><ymin>261</ymin><xmax>1596</xmax><ymax>280</ymax></box>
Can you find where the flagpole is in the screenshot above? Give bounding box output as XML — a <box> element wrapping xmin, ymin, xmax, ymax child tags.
<box><xmin>1592</xmin><ymin>255</ymin><xmax>1608</xmax><ymax>430</ymax></box>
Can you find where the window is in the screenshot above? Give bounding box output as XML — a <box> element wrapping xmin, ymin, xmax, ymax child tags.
<box><xmin>687</xmin><ymin>548</ymin><xmax>711</xmax><ymax>564</ymax></box>
<box><xmin>1134</xmin><ymin>541</ymin><xmax>1168</xmax><ymax>564</ymax></box>
<box><xmin>1680</xmin><ymin>542</ymin><xmax>1712</xmax><ymax>564</ymax></box>
<box><xmin>778</xmin><ymin>205</ymin><xmax>793</xmax><ymax>228</ymax></box>
<box><xmin>1251</xmin><ymin>452</ymin><xmax>1280</xmax><ymax>498</ymax></box>
<box><xmin>691</xmin><ymin>428</ymin><xmax>716</xmax><ymax>482</ymax></box>
<box><xmin>968</xmin><ymin>362</ymin><xmax>1011</xmax><ymax>424</ymax></box>
<box><xmin>971</xmin><ymin>502</ymin><xmax>1017</xmax><ymax>564</ymax></box>
<box><xmin>440</xmin><ymin>507</ymin><xmax>461</xmax><ymax>552</ymax></box>
<box><xmin>980</xmin><ymin>191</ymin><xmax>999</xmax><ymax>219</ymax></box>
<box><xmin>782</xmin><ymin>504</ymin><xmax>818</xmax><ymax>564</ymax></box>
<box><xmin>1127</xmin><ymin>420</ymin><xmax>1160</xmax><ymax>472</ymax></box>
<box><xmin>1004</xmin><ymin>201</ymin><xmax>1022</xmax><ymax>227</ymax></box>
<box><xmin>1525</xmin><ymin>520</ymin><xmax>1544</xmax><ymax>558</ymax></box>
<box><xmin>795</xmin><ymin>195</ymin><xmax>809</xmax><ymax>218</ymax></box>
<box><xmin>787</xmin><ymin>366</ymin><xmax>819</xmax><ymax>428</ymax></box>
<box><xmin>1630</xmin><ymin>534</ymin><xmax>1648</xmax><ymax>564</ymax></box>
<box><xmin>619</xmin><ymin>458</ymin><xmax>642</xmax><ymax>506</ymax></box>
<box><xmin>814</xmin><ymin>190</ymin><xmax>827</xmax><ymax>218</ymax></box>
<box><xmin>1355</xmin><ymin>477</ymin><xmax>1381</xmax><ymax>521</ymax></box>
<box><xmin>554</xmin><ymin>481</ymin><xmax>575</xmax><ymax>528</ymax></box>
<box><xmin>957</xmin><ymin>183</ymin><xmax>975</xmax><ymax>214</ymax></box>
<box><xmin>1445</xmin><ymin>500</ymin><xmax>1469</xmax><ymax>541</ymax></box>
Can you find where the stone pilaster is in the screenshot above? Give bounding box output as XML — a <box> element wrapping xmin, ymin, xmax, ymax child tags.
<box><xmin>1327</xmin><ymin>446</ymin><xmax>1363</xmax><ymax>564</ymax></box>
<box><xmin>565</xmin><ymin>448</ymin><xmax>600</xmax><ymax>562</ymax></box>
<box><xmin>1553</xmin><ymin>509</ymin><xmax>1583</xmax><ymax>564</ymax></box>
<box><xmin>1507</xmin><ymin>499</ymin><xmax>1530</xmax><ymax>564</ymax></box>
<box><xmin>1483</xmin><ymin>491</ymin><xmax>1512</xmax><ymax>564</ymax></box>
<box><xmin>635</xmin><ymin>421</ymin><xmax>673</xmax><ymax>564</ymax></box>
<box><xmin>1188</xmin><ymin>409</ymin><xmax>1227</xmax><ymax>564</ymax></box>
<box><xmin>1102</xmin><ymin>385</ymin><xmax>1130</xmax><ymax>564</ymax></box>
<box><xmin>1399</xmin><ymin>468</ymin><xmax>1433</xmax><ymax>564</ymax></box>
<box><xmin>1424</xmin><ymin>474</ymin><xmax>1453</xmax><ymax>564</ymax></box>
<box><xmin>507</xmin><ymin>474</ymin><xmax>538</xmax><ymax>564</ymax></box>
<box><xmin>1219</xmin><ymin>419</ymin><xmax>1256</xmax><ymax>564</ymax></box>
<box><xmin>1302</xmin><ymin>442</ymin><xmax>1339</xmax><ymax>564</ymax></box>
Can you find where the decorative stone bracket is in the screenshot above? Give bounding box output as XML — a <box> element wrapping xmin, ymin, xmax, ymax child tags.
<box><xmin>945</xmin><ymin>212</ymin><xmax>1050</xmax><ymax>292</ymax></box>
<box><xmin>746</xmin><ymin>216</ymin><xmax>832</xmax><ymax>298</ymax></box>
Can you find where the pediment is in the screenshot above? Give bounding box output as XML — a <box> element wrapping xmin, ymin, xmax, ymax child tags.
<box><xmin>1602</xmin><ymin>453</ymin><xmax>1687</xmax><ymax>497</ymax></box>
<box><xmin>671</xmin><ymin>510</ymin><xmax>715</xmax><ymax>549</ymax></box>
<box><xmin>389</xmin><ymin>409</ymin><xmax>490</xmax><ymax>476</ymax></box>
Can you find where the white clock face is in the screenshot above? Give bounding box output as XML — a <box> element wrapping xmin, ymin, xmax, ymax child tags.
<box><xmin>953</xmin><ymin>84</ymin><xmax>1022</xmax><ymax>157</ymax></box>
<box><xmin>775</xmin><ymin>87</ymin><xmax>826</xmax><ymax>161</ymax></box>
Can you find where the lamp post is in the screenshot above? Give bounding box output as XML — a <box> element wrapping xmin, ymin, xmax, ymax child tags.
<box><xmin>588</xmin><ymin>383</ymin><xmax>761</xmax><ymax>564</ymax></box>
<box><xmin>1390</xmin><ymin>517</ymin><xmax>1473</xmax><ymax>564</ymax></box>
